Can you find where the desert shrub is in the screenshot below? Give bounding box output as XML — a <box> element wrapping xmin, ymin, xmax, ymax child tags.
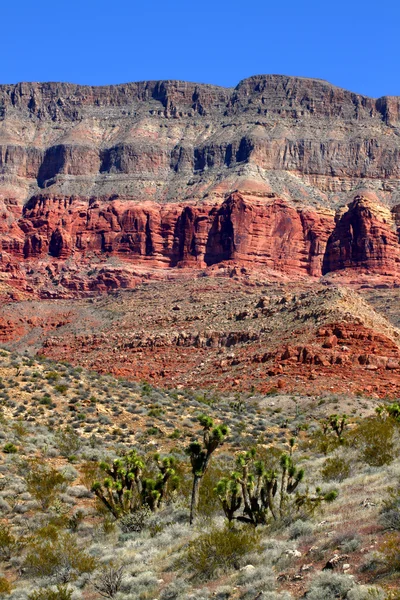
<box><xmin>305</xmin><ymin>571</ymin><xmax>354</xmax><ymax>599</ymax></box>
<box><xmin>0</xmin><ymin>576</ymin><xmax>11</xmax><ymax>596</ymax></box>
<box><xmin>306</xmin><ymin>428</ymin><xmax>340</xmax><ymax>455</ymax></box>
<box><xmin>119</xmin><ymin>506</ymin><xmax>152</xmax><ymax>533</ymax></box>
<box><xmin>288</xmin><ymin>519</ymin><xmax>314</xmax><ymax>540</ymax></box>
<box><xmin>184</xmin><ymin>525</ymin><xmax>261</xmax><ymax>580</ymax></box>
<box><xmin>28</xmin><ymin>586</ymin><xmax>73</xmax><ymax>600</ymax></box>
<box><xmin>93</xmin><ymin>566</ymin><xmax>124</xmax><ymax>598</ymax></box>
<box><xmin>79</xmin><ymin>461</ymin><xmax>102</xmax><ymax>491</ymax></box>
<box><xmin>3</xmin><ymin>443</ymin><xmax>17</xmax><ymax>454</ymax></box>
<box><xmin>378</xmin><ymin>532</ymin><xmax>400</xmax><ymax>574</ymax></box>
<box><xmin>12</xmin><ymin>422</ymin><xmax>28</xmax><ymax>440</ymax></box>
<box><xmin>380</xmin><ymin>479</ymin><xmax>400</xmax><ymax>530</ymax></box>
<box><xmin>24</xmin><ymin>532</ymin><xmax>96</xmax><ymax>582</ymax></box>
<box><xmin>383</xmin><ymin>592</ymin><xmax>400</xmax><ymax>600</ymax></box>
<box><xmin>351</xmin><ymin>417</ymin><xmax>396</xmax><ymax>467</ymax></box>
<box><xmin>236</xmin><ymin>564</ymin><xmax>277</xmax><ymax>598</ymax></box>
<box><xmin>25</xmin><ymin>461</ymin><xmax>67</xmax><ymax>509</ymax></box>
<box><xmin>39</xmin><ymin>395</ymin><xmax>52</xmax><ymax>406</ymax></box>
<box><xmin>347</xmin><ymin>586</ymin><xmax>386</xmax><ymax>600</ymax></box>
<box><xmin>198</xmin><ymin>463</ymin><xmax>226</xmax><ymax>520</ymax></box>
<box><xmin>55</xmin><ymin>427</ymin><xmax>82</xmax><ymax>458</ymax></box>
<box><xmin>54</xmin><ymin>385</ymin><xmax>68</xmax><ymax>395</ymax></box>
<box><xmin>322</xmin><ymin>455</ymin><xmax>351</xmax><ymax>482</ymax></box>
<box><xmin>45</xmin><ymin>372</ymin><xmax>60</xmax><ymax>382</ymax></box>
<box><xmin>159</xmin><ymin>579</ymin><xmax>189</xmax><ymax>600</ymax></box>
<box><xmin>328</xmin><ymin>530</ymin><xmax>361</xmax><ymax>554</ymax></box>
<box><xmin>0</xmin><ymin>524</ymin><xmax>21</xmax><ymax>560</ymax></box>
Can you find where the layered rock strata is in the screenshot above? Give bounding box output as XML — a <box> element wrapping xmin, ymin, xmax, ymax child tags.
<box><xmin>1</xmin><ymin>74</ymin><xmax>400</xmax><ymax>293</ymax></box>
<box><xmin>1</xmin><ymin>191</ymin><xmax>400</xmax><ymax>293</ymax></box>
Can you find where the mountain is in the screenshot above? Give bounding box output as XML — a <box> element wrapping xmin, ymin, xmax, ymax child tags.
<box><xmin>1</xmin><ymin>74</ymin><xmax>400</xmax><ymax>298</ymax></box>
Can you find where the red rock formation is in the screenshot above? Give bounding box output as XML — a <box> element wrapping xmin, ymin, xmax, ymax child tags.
<box><xmin>1</xmin><ymin>191</ymin><xmax>336</xmax><ymax>276</ymax></box>
<box><xmin>1</xmin><ymin>189</ymin><xmax>400</xmax><ymax>297</ymax></box>
<box><xmin>323</xmin><ymin>195</ymin><xmax>400</xmax><ymax>275</ymax></box>
<box><xmin>1</xmin><ymin>75</ymin><xmax>400</xmax><ymax>294</ymax></box>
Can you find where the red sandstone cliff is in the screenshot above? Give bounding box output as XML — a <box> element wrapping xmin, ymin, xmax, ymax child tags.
<box><xmin>1</xmin><ymin>189</ymin><xmax>400</xmax><ymax>298</ymax></box>
<box><xmin>1</xmin><ymin>74</ymin><xmax>400</xmax><ymax>295</ymax></box>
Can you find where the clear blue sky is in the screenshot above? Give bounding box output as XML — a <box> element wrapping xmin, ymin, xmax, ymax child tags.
<box><xmin>2</xmin><ymin>0</ymin><xmax>400</xmax><ymax>98</ymax></box>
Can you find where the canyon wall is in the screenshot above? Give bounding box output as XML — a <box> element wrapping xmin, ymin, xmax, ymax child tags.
<box><xmin>1</xmin><ymin>74</ymin><xmax>400</xmax><ymax>295</ymax></box>
<box><xmin>1</xmin><ymin>190</ymin><xmax>399</xmax><ymax>294</ymax></box>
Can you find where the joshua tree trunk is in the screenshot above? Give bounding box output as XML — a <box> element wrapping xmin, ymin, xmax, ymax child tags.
<box><xmin>189</xmin><ymin>475</ymin><xmax>201</xmax><ymax>525</ymax></box>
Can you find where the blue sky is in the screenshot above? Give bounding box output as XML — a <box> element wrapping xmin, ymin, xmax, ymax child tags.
<box><xmin>2</xmin><ymin>0</ymin><xmax>400</xmax><ymax>98</ymax></box>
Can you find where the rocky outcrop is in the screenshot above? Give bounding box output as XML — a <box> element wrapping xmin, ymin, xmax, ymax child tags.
<box><xmin>2</xmin><ymin>74</ymin><xmax>400</xmax><ymax>207</ymax></box>
<box><xmin>323</xmin><ymin>195</ymin><xmax>400</xmax><ymax>274</ymax></box>
<box><xmin>2</xmin><ymin>191</ymin><xmax>336</xmax><ymax>275</ymax></box>
<box><xmin>1</xmin><ymin>189</ymin><xmax>400</xmax><ymax>296</ymax></box>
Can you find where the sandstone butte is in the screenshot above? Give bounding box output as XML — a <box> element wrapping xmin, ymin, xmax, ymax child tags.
<box><xmin>0</xmin><ymin>73</ymin><xmax>400</xmax><ymax>297</ymax></box>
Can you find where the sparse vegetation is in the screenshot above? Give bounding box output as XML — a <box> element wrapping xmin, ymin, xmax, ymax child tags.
<box><xmin>0</xmin><ymin>349</ymin><xmax>398</xmax><ymax>598</ymax></box>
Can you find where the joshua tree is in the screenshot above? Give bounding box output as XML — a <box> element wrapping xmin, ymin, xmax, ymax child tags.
<box><xmin>235</xmin><ymin>448</ymin><xmax>304</xmax><ymax>524</ymax></box>
<box><xmin>92</xmin><ymin>450</ymin><xmax>179</xmax><ymax>518</ymax></box>
<box><xmin>214</xmin><ymin>475</ymin><xmax>242</xmax><ymax>523</ymax></box>
<box><xmin>216</xmin><ymin>443</ymin><xmax>337</xmax><ymax>525</ymax></box>
<box><xmin>377</xmin><ymin>402</ymin><xmax>400</xmax><ymax>423</ymax></box>
<box><xmin>186</xmin><ymin>414</ymin><xmax>229</xmax><ymax>524</ymax></box>
<box><xmin>141</xmin><ymin>454</ymin><xmax>179</xmax><ymax>511</ymax></box>
<box><xmin>322</xmin><ymin>414</ymin><xmax>348</xmax><ymax>443</ymax></box>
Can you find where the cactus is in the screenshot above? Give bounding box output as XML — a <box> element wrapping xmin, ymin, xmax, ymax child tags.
<box><xmin>92</xmin><ymin>450</ymin><xmax>179</xmax><ymax>518</ymax></box>
<box><xmin>186</xmin><ymin>414</ymin><xmax>229</xmax><ymax>524</ymax></box>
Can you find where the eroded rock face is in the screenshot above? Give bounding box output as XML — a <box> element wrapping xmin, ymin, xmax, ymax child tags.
<box><xmin>323</xmin><ymin>195</ymin><xmax>400</xmax><ymax>274</ymax></box>
<box><xmin>1</xmin><ymin>74</ymin><xmax>400</xmax><ymax>294</ymax></box>
<box><xmin>1</xmin><ymin>189</ymin><xmax>400</xmax><ymax>296</ymax></box>
<box><xmin>2</xmin><ymin>75</ymin><xmax>400</xmax><ymax>206</ymax></box>
<box><xmin>2</xmin><ymin>191</ymin><xmax>336</xmax><ymax>274</ymax></box>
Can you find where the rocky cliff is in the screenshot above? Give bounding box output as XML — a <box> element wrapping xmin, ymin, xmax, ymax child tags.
<box><xmin>1</xmin><ymin>74</ymin><xmax>400</xmax><ymax>295</ymax></box>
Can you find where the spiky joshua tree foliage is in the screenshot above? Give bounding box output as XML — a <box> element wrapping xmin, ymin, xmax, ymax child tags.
<box><xmin>322</xmin><ymin>414</ymin><xmax>348</xmax><ymax>443</ymax></box>
<box><xmin>186</xmin><ymin>414</ymin><xmax>229</xmax><ymax>524</ymax></box>
<box><xmin>92</xmin><ymin>450</ymin><xmax>179</xmax><ymax>518</ymax></box>
<box><xmin>216</xmin><ymin>442</ymin><xmax>337</xmax><ymax>525</ymax></box>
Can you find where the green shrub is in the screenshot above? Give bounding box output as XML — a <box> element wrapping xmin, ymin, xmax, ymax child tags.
<box><xmin>45</xmin><ymin>372</ymin><xmax>60</xmax><ymax>382</ymax></box>
<box><xmin>198</xmin><ymin>463</ymin><xmax>226</xmax><ymax>519</ymax></box>
<box><xmin>25</xmin><ymin>460</ymin><xmax>67</xmax><ymax>509</ymax></box>
<box><xmin>28</xmin><ymin>585</ymin><xmax>73</xmax><ymax>600</ymax></box>
<box><xmin>54</xmin><ymin>384</ymin><xmax>68</xmax><ymax>395</ymax></box>
<box><xmin>0</xmin><ymin>524</ymin><xmax>20</xmax><ymax>560</ymax></box>
<box><xmin>3</xmin><ymin>443</ymin><xmax>17</xmax><ymax>454</ymax></box>
<box><xmin>39</xmin><ymin>395</ymin><xmax>52</xmax><ymax>406</ymax></box>
<box><xmin>24</xmin><ymin>532</ymin><xmax>96</xmax><ymax>581</ymax></box>
<box><xmin>55</xmin><ymin>426</ymin><xmax>81</xmax><ymax>457</ymax></box>
<box><xmin>378</xmin><ymin>532</ymin><xmax>400</xmax><ymax>574</ymax></box>
<box><xmin>0</xmin><ymin>577</ymin><xmax>11</xmax><ymax>596</ymax></box>
<box><xmin>184</xmin><ymin>525</ymin><xmax>261</xmax><ymax>580</ymax></box>
<box><xmin>352</xmin><ymin>417</ymin><xmax>395</xmax><ymax>467</ymax></box>
<box><xmin>321</xmin><ymin>456</ymin><xmax>351</xmax><ymax>482</ymax></box>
